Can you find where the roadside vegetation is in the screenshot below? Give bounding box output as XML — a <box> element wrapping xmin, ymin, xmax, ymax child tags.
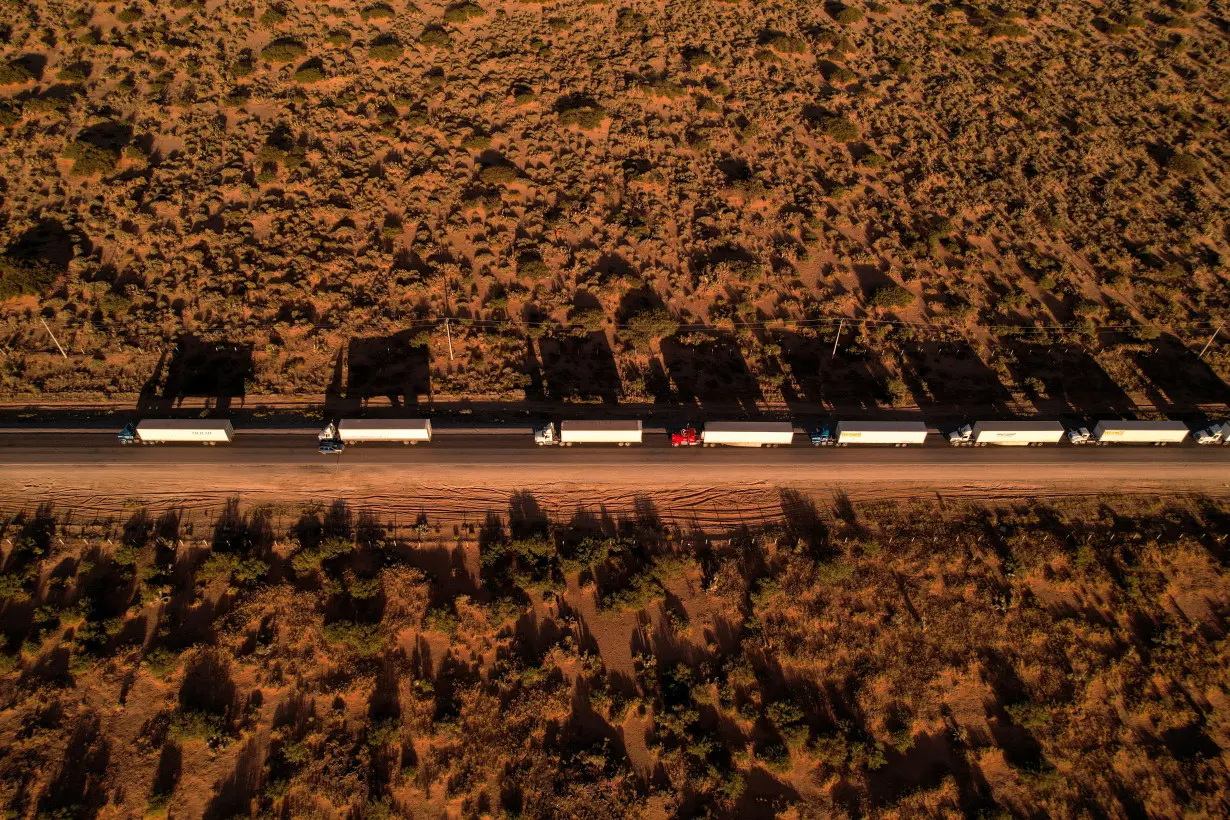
<box><xmin>0</xmin><ymin>2</ymin><xmax>1225</xmax><ymax>411</ymax></box>
<box><xmin>1</xmin><ymin>492</ymin><xmax>1227</xmax><ymax>817</ymax></box>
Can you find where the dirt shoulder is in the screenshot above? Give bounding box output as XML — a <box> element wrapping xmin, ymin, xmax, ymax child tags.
<box><xmin>2</xmin><ymin>461</ymin><xmax>1226</xmax><ymax>530</ymax></box>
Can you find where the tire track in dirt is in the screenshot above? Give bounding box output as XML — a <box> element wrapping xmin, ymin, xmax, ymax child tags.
<box><xmin>2</xmin><ymin>463</ymin><xmax>1227</xmax><ymax>534</ymax></box>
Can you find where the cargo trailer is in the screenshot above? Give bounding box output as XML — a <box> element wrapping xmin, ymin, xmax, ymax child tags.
<box><xmin>536</xmin><ymin>420</ymin><xmax>642</xmax><ymax>446</ymax></box>
<box><xmin>673</xmin><ymin>421</ymin><xmax>794</xmax><ymax>447</ymax></box>
<box><xmin>835</xmin><ymin>421</ymin><xmax>928</xmax><ymax>446</ymax></box>
<box><xmin>336</xmin><ymin>419</ymin><xmax>432</xmax><ymax>444</ymax></box>
<box><xmin>703</xmin><ymin>421</ymin><xmax>794</xmax><ymax>447</ymax></box>
<box><xmin>950</xmin><ymin>420</ymin><xmax>1065</xmax><ymax>446</ymax></box>
<box><xmin>1091</xmin><ymin>420</ymin><xmax>1189</xmax><ymax>445</ymax></box>
<box><xmin>121</xmin><ymin>419</ymin><xmax>235</xmax><ymax>445</ymax></box>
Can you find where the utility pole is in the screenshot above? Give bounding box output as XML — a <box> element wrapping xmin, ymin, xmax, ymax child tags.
<box><xmin>444</xmin><ymin>318</ymin><xmax>454</xmax><ymax>362</ymax></box>
<box><xmin>830</xmin><ymin>318</ymin><xmax>845</xmax><ymax>358</ymax></box>
<box><xmin>1198</xmin><ymin>322</ymin><xmax>1224</xmax><ymax>359</ymax></box>
<box><xmin>40</xmin><ymin>318</ymin><xmax>68</xmax><ymax>359</ymax></box>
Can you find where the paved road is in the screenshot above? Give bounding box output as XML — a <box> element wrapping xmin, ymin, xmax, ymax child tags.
<box><xmin>1</xmin><ymin>430</ymin><xmax>1228</xmax><ymax>468</ymax></box>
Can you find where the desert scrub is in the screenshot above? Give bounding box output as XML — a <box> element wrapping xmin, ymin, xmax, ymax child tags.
<box><xmin>260</xmin><ymin>39</ymin><xmax>306</xmax><ymax>63</ymax></box>
<box><xmin>558</xmin><ymin>101</ymin><xmax>607</xmax><ymax>129</ymax></box>
<box><xmin>323</xmin><ymin>620</ymin><xmax>388</xmax><ymax>655</ymax></box>
<box><xmin>360</xmin><ymin>3</ymin><xmax>395</xmax><ymax>20</ymax></box>
<box><xmin>813</xmin><ymin>114</ymin><xmax>859</xmax><ymax>141</ymax></box>
<box><xmin>369</xmin><ymin>37</ymin><xmax>404</xmax><ymax>61</ymax></box>
<box><xmin>293</xmin><ymin>62</ymin><xmax>324</xmax><ymax>84</ymax></box>
<box><xmin>0</xmin><ymin>60</ymin><xmax>33</xmax><ymax>85</ymax></box>
<box><xmin>419</xmin><ymin>28</ymin><xmax>452</xmax><ymax>48</ymax></box>
<box><xmin>443</xmin><ymin>2</ymin><xmax>486</xmax><ymax>23</ymax></box>
<box><xmin>479</xmin><ymin>164</ymin><xmax>518</xmax><ymax>185</ymax></box>
<box><xmin>63</xmin><ymin>139</ymin><xmax>119</xmax><ymax>176</ymax></box>
<box><xmin>1167</xmin><ymin>152</ymin><xmax>1203</xmax><ymax>175</ymax></box>
<box><xmin>869</xmin><ymin>284</ymin><xmax>914</xmax><ymax>309</ymax></box>
<box><xmin>0</xmin><ymin>251</ymin><xmax>57</xmax><ymax>300</ymax></box>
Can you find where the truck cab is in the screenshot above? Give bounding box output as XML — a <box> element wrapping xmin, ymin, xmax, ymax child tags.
<box><xmin>534</xmin><ymin>423</ymin><xmax>558</xmax><ymax>446</ymax></box>
<box><xmin>671</xmin><ymin>425</ymin><xmax>699</xmax><ymax>446</ymax></box>
<box><xmin>1067</xmin><ymin>426</ymin><xmax>1091</xmax><ymax>445</ymax></box>
<box><xmin>317</xmin><ymin>422</ymin><xmax>345</xmax><ymax>454</ymax></box>
<box><xmin>118</xmin><ymin>423</ymin><xmax>138</xmax><ymax>445</ymax></box>
<box><xmin>948</xmin><ymin>424</ymin><xmax>973</xmax><ymax>446</ymax></box>
<box><xmin>1195</xmin><ymin>423</ymin><xmax>1226</xmax><ymax>446</ymax></box>
<box><xmin>808</xmin><ymin>426</ymin><xmax>834</xmax><ymax>446</ymax></box>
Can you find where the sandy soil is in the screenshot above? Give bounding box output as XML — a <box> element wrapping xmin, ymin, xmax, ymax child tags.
<box><xmin>2</xmin><ymin>461</ymin><xmax>1227</xmax><ymax>532</ymax></box>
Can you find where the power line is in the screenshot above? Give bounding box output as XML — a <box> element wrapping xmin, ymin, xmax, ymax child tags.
<box><xmin>8</xmin><ymin>310</ymin><xmax>1228</xmax><ymax>339</ymax></box>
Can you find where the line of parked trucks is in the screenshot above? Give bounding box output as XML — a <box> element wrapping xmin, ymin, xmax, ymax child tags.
<box><xmin>114</xmin><ymin>417</ymin><xmax>1230</xmax><ymax>450</ymax></box>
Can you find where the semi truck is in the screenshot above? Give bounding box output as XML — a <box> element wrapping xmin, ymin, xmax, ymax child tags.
<box><xmin>319</xmin><ymin>420</ymin><xmax>435</xmax><ymax>452</ymax></box>
<box><xmin>949</xmin><ymin>420</ymin><xmax>1066</xmax><ymax>447</ymax></box>
<box><xmin>672</xmin><ymin>421</ymin><xmax>795</xmax><ymax>447</ymax></box>
<box><xmin>1194</xmin><ymin>422</ymin><xmax>1230</xmax><ymax>445</ymax></box>
<box><xmin>535</xmin><ymin>420</ymin><xmax>642</xmax><ymax>446</ymax></box>
<box><xmin>835</xmin><ymin>421</ymin><xmax>928</xmax><ymax>447</ymax></box>
<box><xmin>1069</xmin><ymin>420</ymin><xmax>1190</xmax><ymax>446</ymax></box>
<box><xmin>118</xmin><ymin>419</ymin><xmax>234</xmax><ymax>445</ymax></box>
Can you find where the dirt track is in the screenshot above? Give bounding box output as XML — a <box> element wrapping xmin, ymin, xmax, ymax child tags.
<box><xmin>3</xmin><ymin>457</ymin><xmax>1227</xmax><ymax>531</ymax></box>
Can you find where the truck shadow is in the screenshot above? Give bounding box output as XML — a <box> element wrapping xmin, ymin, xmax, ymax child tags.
<box><xmin>535</xmin><ymin>331</ymin><xmax>621</xmax><ymax>404</ymax></box>
<box><xmin>1126</xmin><ymin>333</ymin><xmax>1230</xmax><ymax>409</ymax></box>
<box><xmin>774</xmin><ymin>329</ymin><xmax>891</xmax><ymax>411</ymax></box>
<box><xmin>895</xmin><ymin>339</ymin><xmax>1013</xmax><ymax>414</ymax></box>
<box><xmin>324</xmin><ymin>331</ymin><xmax>432</xmax><ymax>416</ymax></box>
<box><xmin>1001</xmin><ymin>340</ymin><xmax>1135</xmax><ymax>416</ymax></box>
<box><xmin>137</xmin><ymin>335</ymin><xmax>254</xmax><ymax>413</ymax></box>
<box><xmin>659</xmin><ymin>328</ymin><xmax>762</xmax><ymax>413</ymax></box>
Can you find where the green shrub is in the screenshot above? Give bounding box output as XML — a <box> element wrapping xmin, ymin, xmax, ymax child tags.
<box><xmin>117</xmin><ymin>7</ymin><xmax>144</xmax><ymax>23</ymax></box>
<box><xmin>324</xmin><ymin>620</ymin><xmax>388</xmax><ymax>654</ymax></box>
<box><xmin>360</xmin><ymin>3</ymin><xmax>395</xmax><ymax>20</ymax></box>
<box><xmin>290</xmin><ymin>535</ymin><xmax>351</xmax><ymax>575</ymax></box>
<box><xmin>623</xmin><ymin>306</ymin><xmax>678</xmax><ymax>343</ymax></box>
<box><xmin>768</xmin><ymin>34</ymin><xmax>808</xmax><ymax>54</ymax></box>
<box><xmin>834</xmin><ymin>7</ymin><xmax>864</xmax><ymax>25</ymax></box>
<box><xmin>516</xmin><ymin>259</ymin><xmax>549</xmax><ymax>281</ymax></box>
<box><xmin>57</xmin><ymin>63</ymin><xmax>89</xmax><ymax>82</ymax></box>
<box><xmin>0</xmin><ymin>102</ymin><xmax>21</xmax><ymax>126</ymax></box>
<box><xmin>261</xmin><ymin>39</ymin><xmax>306</xmax><ymax>63</ymax></box>
<box><xmin>369</xmin><ymin>39</ymin><xmax>404</xmax><ymax>61</ymax></box>
<box><xmin>461</xmin><ymin>133</ymin><xmax>491</xmax><ymax>150</ymax></box>
<box><xmin>0</xmin><ymin>62</ymin><xmax>34</xmax><ymax>85</ymax></box>
<box><xmin>419</xmin><ymin>28</ymin><xmax>452</xmax><ymax>48</ymax></box>
<box><xmin>558</xmin><ymin>103</ymin><xmax>606</xmax><ymax>129</ymax></box>
<box><xmin>293</xmin><ymin>64</ymin><xmax>324</xmax><ymax>84</ymax></box>
<box><xmin>1167</xmin><ymin>152</ymin><xmax>1203</xmax><ymax>175</ymax></box>
<box><xmin>197</xmin><ymin>552</ymin><xmax>269</xmax><ymax>585</ymax></box>
<box><xmin>170</xmin><ymin>710</ymin><xmax>228</xmax><ymax>744</ymax></box>
<box><xmin>869</xmin><ymin>284</ymin><xmax>915</xmax><ymax>309</ymax></box>
<box><xmin>327</xmin><ymin>29</ymin><xmax>351</xmax><ymax>46</ymax></box>
<box><xmin>63</xmin><ymin>139</ymin><xmax>120</xmax><ymax>176</ymax></box>
<box><xmin>815</xmin><ymin>114</ymin><xmax>859</xmax><ymax>141</ymax></box>
<box><xmin>479</xmin><ymin>164</ymin><xmax>518</xmax><ymax>185</ymax></box>
<box><xmin>0</xmin><ymin>253</ymin><xmax>56</xmax><ymax>300</ymax></box>
<box><xmin>259</xmin><ymin>7</ymin><xmax>287</xmax><ymax>27</ymax></box>
<box><xmin>443</xmin><ymin>2</ymin><xmax>486</xmax><ymax>23</ymax></box>
<box><xmin>988</xmin><ymin>22</ymin><xmax>1030</xmax><ymax>38</ymax></box>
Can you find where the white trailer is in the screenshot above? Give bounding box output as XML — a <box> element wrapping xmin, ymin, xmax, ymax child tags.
<box><xmin>1091</xmin><ymin>420</ymin><xmax>1189</xmax><ymax>446</ymax></box>
<box><xmin>701</xmin><ymin>421</ymin><xmax>794</xmax><ymax>447</ymax></box>
<box><xmin>951</xmin><ymin>421</ymin><xmax>1065</xmax><ymax>446</ymax></box>
<box><xmin>131</xmin><ymin>419</ymin><xmax>234</xmax><ymax>444</ymax></box>
<box><xmin>335</xmin><ymin>418</ymin><xmax>432</xmax><ymax>444</ymax></box>
<box><xmin>537</xmin><ymin>420</ymin><xmax>642</xmax><ymax>446</ymax></box>
<box><xmin>835</xmin><ymin>421</ymin><xmax>928</xmax><ymax>447</ymax></box>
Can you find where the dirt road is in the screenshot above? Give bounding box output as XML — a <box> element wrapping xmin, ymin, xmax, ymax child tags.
<box><xmin>1</xmin><ymin>432</ymin><xmax>1227</xmax><ymax>529</ymax></box>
